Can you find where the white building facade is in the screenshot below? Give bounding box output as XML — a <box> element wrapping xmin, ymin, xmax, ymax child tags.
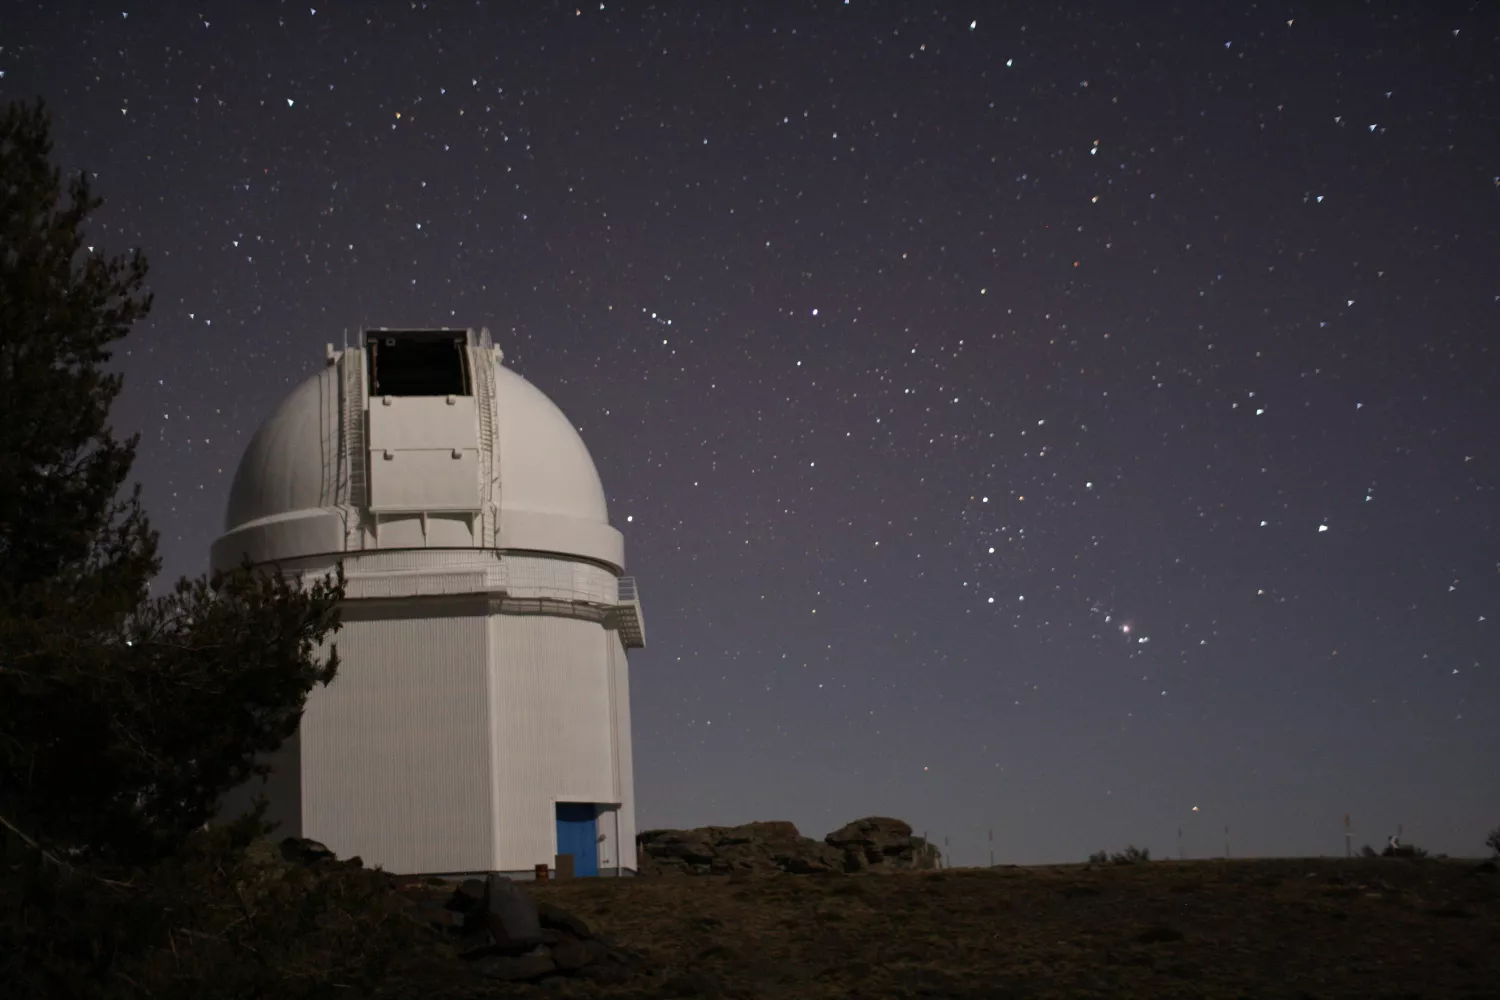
<box><xmin>212</xmin><ymin>328</ymin><xmax>643</xmax><ymax>877</ymax></box>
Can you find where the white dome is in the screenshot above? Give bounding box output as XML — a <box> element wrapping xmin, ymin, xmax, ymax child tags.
<box><xmin>223</xmin><ymin>372</ymin><xmax>339</xmax><ymax>533</ymax></box>
<box><xmin>211</xmin><ymin>338</ymin><xmax>625</xmax><ymax>572</ymax></box>
<box><xmin>490</xmin><ymin>364</ymin><xmax>610</xmax><ymax>526</ymax></box>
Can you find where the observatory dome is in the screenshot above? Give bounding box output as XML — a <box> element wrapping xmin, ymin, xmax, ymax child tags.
<box><xmin>212</xmin><ymin>333</ymin><xmax>624</xmax><ymax>572</ymax></box>
<box><xmin>213</xmin><ymin>328</ymin><xmax>644</xmax><ymax>878</ymax></box>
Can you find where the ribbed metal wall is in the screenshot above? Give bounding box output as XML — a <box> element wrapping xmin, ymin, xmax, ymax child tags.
<box><xmin>504</xmin><ymin>556</ymin><xmax>617</xmax><ymax>604</ymax></box>
<box><xmin>300</xmin><ymin>605</ymin><xmax>495</xmax><ymax>873</ymax></box>
<box><xmin>488</xmin><ymin>614</ymin><xmax>619</xmax><ymax>872</ymax></box>
<box><xmin>607</xmin><ymin>631</ymin><xmax>637</xmax><ymax>868</ymax></box>
<box><xmin>344</xmin><ymin>549</ymin><xmax>502</xmax><ymax>573</ymax></box>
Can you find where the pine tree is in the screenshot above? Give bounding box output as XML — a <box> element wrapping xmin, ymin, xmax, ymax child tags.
<box><xmin>0</xmin><ymin>98</ymin><xmax>344</xmax><ymax>867</ymax></box>
<box><xmin>0</xmin><ymin>99</ymin><xmax>157</xmax><ymax>605</ymax></box>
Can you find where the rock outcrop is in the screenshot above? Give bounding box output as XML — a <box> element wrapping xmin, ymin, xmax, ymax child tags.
<box><xmin>414</xmin><ymin>873</ymin><xmax>646</xmax><ymax>985</ymax></box>
<box><xmin>636</xmin><ymin>816</ymin><xmax>940</xmax><ymax>876</ymax></box>
<box><xmin>825</xmin><ymin>816</ymin><xmax>943</xmax><ymax>872</ymax></box>
<box><xmin>275</xmin><ymin>837</ymin><xmax>647</xmax><ymax>986</ymax></box>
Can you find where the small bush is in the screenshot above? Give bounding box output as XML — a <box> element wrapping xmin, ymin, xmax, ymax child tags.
<box><xmin>1087</xmin><ymin>850</ymin><xmax>1109</xmax><ymax>865</ymax></box>
<box><xmin>1</xmin><ymin>819</ymin><xmax>443</xmax><ymax>1000</ymax></box>
<box><xmin>1359</xmin><ymin>844</ymin><xmax>1378</xmax><ymax>858</ymax></box>
<box><xmin>1485</xmin><ymin>826</ymin><xmax>1500</xmax><ymax>859</ymax></box>
<box><xmin>1381</xmin><ymin>843</ymin><xmax>1428</xmax><ymax>859</ymax></box>
<box><xmin>1110</xmin><ymin>845</ymin><xmax>1151</xmax><ymax>865</ymax></box>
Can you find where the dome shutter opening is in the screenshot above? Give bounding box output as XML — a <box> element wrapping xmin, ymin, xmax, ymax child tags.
<box><xmin>365</xmin><ymin>330</ymin><xmax>471</xmax><ymax>397</ymax></box>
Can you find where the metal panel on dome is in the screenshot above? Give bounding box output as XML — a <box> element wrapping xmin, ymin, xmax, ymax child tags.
<box><xmin>368</xmin><ymin>450</ymin><xmax>481</xmax><ymax>511</ymax></box>
<box><xmin>368</xmin><ymin>394</ymin><xmax>478</xmax><ymax>449</ymax></box>
<box><xmin>367</xmin><ymin>395</ymin><xmax>482</xmax><ymax>512</ymax></box>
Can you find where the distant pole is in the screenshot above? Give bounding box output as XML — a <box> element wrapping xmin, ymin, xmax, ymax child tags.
<box><xmin>944</xmin><ymin>836</ymin><xmax>950</xmax><ymax>869</ymax></box>
<box><xmin>1344</xmin><ymin>813</ymin><xmax>1352</xmax><ymax>858</ymax></box>
<box><xmin>989</xmin><ymin>828</ymin><xmax>995</xmax><ymax>868</ymax></box>
<box><xmin>1224</xmin><ymin>826</ymin><xmax>1230</xmax><ymax>859</ymax></box>
<box><xmin>1178</xmin><ymin>827</ymin><xmax>1184</xmax><ymax>860</ymax></box>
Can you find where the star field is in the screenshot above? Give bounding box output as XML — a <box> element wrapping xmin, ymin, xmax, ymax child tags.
<box><xmin>5</xmin><ymin>2</ymin><xmax>1497</xmax><ymax>864</ymax></box>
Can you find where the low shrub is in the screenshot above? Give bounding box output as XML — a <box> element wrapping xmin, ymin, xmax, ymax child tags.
<box><xmin>1109</xmin><ymin>845</ymin><xmax>1151</xmax><ymax>865</ymax></box>
<box><xmin>1381</xmin><ymin>843</ymin><xmax>1428</xmax><ymax>859</ymax></box>
<box><xmin>0</xmin><ymin>816</ymin><xmax>442</xmax><ymax>1000</ymax></box>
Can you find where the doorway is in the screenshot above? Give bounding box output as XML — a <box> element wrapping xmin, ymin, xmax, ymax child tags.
<box><xmin>555</xmin><ymin>802</ymin><xmax>599</xmax><ymax>877</ymax></box>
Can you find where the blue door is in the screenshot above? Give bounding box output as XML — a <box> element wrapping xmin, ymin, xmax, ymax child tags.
<box><xmin>555</xmin><ymin>803</ymin><xmax>598</xmax><ymax>877</ymax></box>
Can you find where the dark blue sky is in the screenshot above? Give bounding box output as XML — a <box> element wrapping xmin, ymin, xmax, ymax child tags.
<box><xmin>6</xmin><ymin>1</ymin><xmax>1496</xmax><ymax>864</ymax></box>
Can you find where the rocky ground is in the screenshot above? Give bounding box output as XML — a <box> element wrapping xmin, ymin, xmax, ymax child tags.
<box><xmin>267</xmin><ymin>828</ymin><xmax>1499</xmax><ymax>999</ymax></box>
<box><xmin>507</xmin><ymin>855</ymin><xmax>1499</xmax><ymax>999</ymax></box>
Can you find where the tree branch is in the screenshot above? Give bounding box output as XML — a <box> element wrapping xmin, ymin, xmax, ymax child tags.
<box><xmin>0</xmin><ymin>811</ymin><xmax>135</xmax><ymax>889</ymax></box>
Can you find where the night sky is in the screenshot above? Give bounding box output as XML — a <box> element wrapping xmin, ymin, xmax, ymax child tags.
<box><xmin>6</xmin><ymin>3</ymin><xmax>1497</xmax><ymax>866</ymax></box>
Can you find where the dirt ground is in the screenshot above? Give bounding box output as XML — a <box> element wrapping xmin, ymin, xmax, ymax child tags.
<box><xmin>502</xmin><ymin>856</ymin><xmax>1499</xmax><ymax>999</ymax></box>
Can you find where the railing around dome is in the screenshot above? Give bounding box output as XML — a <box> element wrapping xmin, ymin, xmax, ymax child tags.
<box><xmin>326</xmin><ymin>560</ymin><xmax>646</xmax><ymax>650</ymax></box>
<box><xmin>612</xmin><ymin>576</ymin><xmax>645</xmax><ymax>649</ymax></box>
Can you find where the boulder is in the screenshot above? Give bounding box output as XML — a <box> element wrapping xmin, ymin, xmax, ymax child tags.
<box><xmin>250</xmin><ymin>834</ymin><xmax>646</xmax><ymax>986</ymax></box>
<box><xmin>551</xmin><ymin>937</ymin><xmax>593</xmax><ymax>971</ymax></box>
<box><xmin>579</xmin><ymin>961</ymin><xmax>632</xmax><ymax>985</ymax></box>
<box><xmin>473</xmin><ymin>951</ymin><xmax>557</xmax><ymax>981</ymax></box>
<box><xmin>825</xmin><ymin>816</ymin><xmax>941</xmax><ymax>871</ymax></box>
<box><xmin>717</xmin><ymin>820</ymin><xmax>802</xmax><ymax>844</ymax></box>
<box><xmin>399</xmin><ymin>874</ymin><xmax>647</xmax><ymax>984</ymax></box>
<box><xmin>486</xmin><ymin>874</ymin><xmax>543</xmax><ymax>951</ymax></box>
<box><xmin>537</xmin><ymin>900</ymin><xmax>592</xmax><ymax>939</ymax></box>
<box><xmin>278</xmin><ymin>837</ymin><xmax>337</xmax><ymax>866</ymax></box>
<box><xmin>637</xmin><ymin>817</ymin><xmax>940</xmax><ymax>876</ymax></box>
<box><xmin>648</xmin><ymin>830</ymin><xmax>717</xmax><ymax>866</ymax></box>
<box><xmin>776</xmin><ymin>851</ymin><xmax>839</xmax><ymax>875</ymax></box>
<box><xmin>448</xmin><ymin>878</ymin><xmax>487</xmax><ymax>912</ymax></box>
<box><xmin>638</xmin><ymin>822</ymin><xmax>843</xmax><ymax>876</ymax></box>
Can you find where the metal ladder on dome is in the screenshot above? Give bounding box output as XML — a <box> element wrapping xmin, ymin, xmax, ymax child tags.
<box><xmin>340</xmin><ymin>347</ymin><xmax>367</xmax><ymax>544</ymax></box>
<box><xmin>318</xmin><ymin>350</ymin><xmax>339</xmax><ymax>507</ymax></box>
<box><xmin>472</xmin><ymin>343</ymin><xmax>498</xmax><ymax>547</ymax></box>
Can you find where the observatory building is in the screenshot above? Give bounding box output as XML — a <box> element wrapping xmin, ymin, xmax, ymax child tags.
<box><xmin>212</xmin><ymin>328</ymin><xmax>644</xmax><ymax>878</ymax></box>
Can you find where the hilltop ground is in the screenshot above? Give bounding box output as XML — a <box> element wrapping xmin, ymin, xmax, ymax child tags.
<box><xmin>471</xmin><ymin>856</ymin><xmax>1500</xmax><ymax>999</ymax></box>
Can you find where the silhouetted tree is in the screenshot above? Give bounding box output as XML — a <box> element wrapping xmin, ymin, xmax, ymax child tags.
<box><xmin>0</xmin><ymin>96</ymin><xmax>346</xmax><ymax>865</ymax></box>
<box><xmin>0</xmin><ymin>103</ymin><xmax>157</xmax><ymax>601</ymax></box>
<box><xmin>1486</xmin><ymin>826</ymin><xmax>1500</xmax><ymax>859</ymax></box>
<box><xmin>0</xmin><ymin>98</ymin><xmax>349</xmax><ymax>868</ymax></box>
<box><xmin>0</xmin><ymin>97</ymin><xmax>361</xmax><ymax>997</ymax></box>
